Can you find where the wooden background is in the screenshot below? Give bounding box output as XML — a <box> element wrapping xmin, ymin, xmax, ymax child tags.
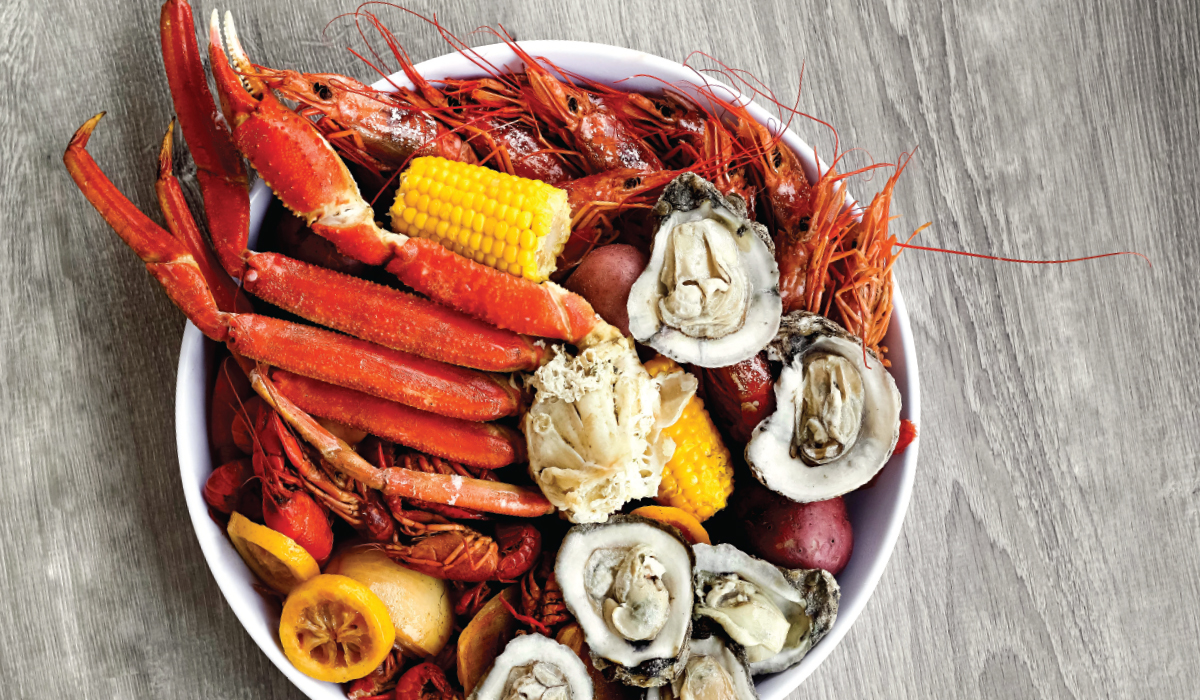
<box><xmin>2</xmin><ymin>0</ymin><xmax>1197</xmax><ymax>697</ymax></box>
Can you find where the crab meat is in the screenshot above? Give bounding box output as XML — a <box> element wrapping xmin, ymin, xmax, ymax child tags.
<box><xmin>524</xmin><ymin>338</ymin><xmax>694</xmax><ymax>523</ymax></box>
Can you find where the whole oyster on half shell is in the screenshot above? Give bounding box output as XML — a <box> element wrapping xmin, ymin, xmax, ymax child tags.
<box><xmin>627</xmin><ymin>173</ymin><xmax>781</xmax><ymax>368</ymax></box>
<box><xmin>555</xmin><ymin>515</ymin><xmax>696</xmax><ymax>687</ymax></box>
<box><xmin>745</xmin><ymin>311</ymin><xmax>902</xmax><ymax>503</ymax></box>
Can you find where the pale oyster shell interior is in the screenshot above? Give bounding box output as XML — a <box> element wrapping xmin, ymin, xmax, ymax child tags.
<box><xmin>556</xmin><ymin>517</ymin><xmax>695</xmax><ymax>687</ymax></box>
<box><xmin>644</xmin><ymin>633</ymin><xmax>757</xmax><ymax>700</ymax></box>
<box><xmin>693</xmin><ymin>543</ymin><xmax>839</xmax><ymax>675</ymax></box>
<box><xmin>694</xmin><ymin>573</ymin><xmax>790</xmax><ymax>663</ymax></box>
<box><xmin>468</xmin><ymin>633</ymin><xmax>593</xmax><ymax>700</ymax></box>
<box><xmin>746</xmin><ymin>311</ymin><xmax>901</xmax><ymax>503</ymax></box>
<box><xmin>524</xmin><ymin>338</ymin><xmax>695</xmax><ymax>523</ymax></box>
<box><xmin>589</xmin><ymin>544</ymin><xmax>671</xmax><ymax>641</ymax></box>
<box><xmin>628</xmin><ymin>173</ymin><xmax>781</xmax><ymax>368</ymax></box>
<box><xmin>657</xmin><ymin>217</ymin><xmax>750</xmax><ymax>339</ymax></box>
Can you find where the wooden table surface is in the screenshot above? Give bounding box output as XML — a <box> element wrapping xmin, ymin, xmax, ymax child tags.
<box><xmin>3</xmin><ymin>0</ymin><xmax>1197</xmax><ymax>697</ymax></box>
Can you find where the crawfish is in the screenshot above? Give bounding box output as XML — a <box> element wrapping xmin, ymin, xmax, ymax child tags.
<box><xmin>203</xmin><ymin>457</ymin><xmax>253</xmax><ymax>515</ymax></box>
<box><xmin>394</xmin><ymin>663</ymin><xmax>461</xmax><ymax>700</ymax></box>
<box><xmin>258</xmin><ymin>409</ymin><xmax>395</xmax><ymax>545</ymax></box>
<box><xmin>734</xmin><ymin>114</ymin><xmax>812</xmax><ymax>238</ymax></box>
<box><xmin>451</xmin><ymin>581</ymin><xmax>492</xmax><ymax>619</ymax></box>
<box><xmin>503</xmin><ymin>43</ymin><xmax>662</xmax><ymax>174</ymax></box>
<box><xmin>702</xmin><ymin>353</ymin><xmax>778</xmax><ymax>444</ymax></box>
<box><xmin>557</xmin><ymin>168</ymin><xmax>680</xmax><ymax>273</ymax></box>
<box><xmin>384</xmin><ymin>38</ymin><xmax>576</xmax><ymax>185</ymax></box>
<box><xmin>226</xmin><ymin>37</ymin><xmax>476</xmax><ymax>174</ymax></box>
<box><xmin>209</xmin><ymin>355</ymin><xmax>253</xmax><ymax>464</ymax></box>
<box><xmin>383</xmin><ymin>520</ymin><xmax>541</xmax><ymax>583</ymax></box>
<box><xmin>346</xmin><ymin>650</ymin><xmax>403</xmax><ymax>700</ymax></box>
<box><xmin>591</xmin><ymin>86</ymin><xmax>755</xmax><ymax>204</ymax></box>
<box><xmin>502</xmin><ymin>554</ymin><xmax>571</xmax><ymax>637</ymax></box>
<box><xmin>729</xmin><ymin>101</ymin><xmax>858</xmax><ymax>315</ymax></box>
<box><xmin>251</xmin><ymin>409</ymin><xmax>334</xmax><ymax>563</ymax></box>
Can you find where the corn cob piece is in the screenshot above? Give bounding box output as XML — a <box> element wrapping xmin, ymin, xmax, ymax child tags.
<box><xmin>644</xmin><ymin>356</ymin><xmax>735</xmax><ymax>522</ymax></box>
<box><xmin>389</xmin><ymin>156</ymin><xmax>571</xmax><ymax>282</ymax></box>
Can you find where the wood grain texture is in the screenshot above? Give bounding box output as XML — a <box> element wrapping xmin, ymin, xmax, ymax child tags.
<box><xmin>2</xmin><ymin>0</ymin><xmax>1197</xmax><ymax>697</ymax></box>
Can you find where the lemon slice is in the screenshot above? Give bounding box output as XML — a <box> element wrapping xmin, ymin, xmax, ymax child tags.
<box><xmin>227</xmin><ymin>512</ymin><xmax>320</xmax><ymax>595</ymax></box>
<box><xmin>630</xmin><ymin>505</ymin><xmax>711</xmax><ymax>545</ymax></box>
<box><xmin>280</xmin><ymin>574</ymin><xmax>396</xmax><ymax>683</ymax></box>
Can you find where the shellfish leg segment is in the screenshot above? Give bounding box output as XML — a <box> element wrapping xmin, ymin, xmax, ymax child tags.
<box><xmin>253</xmin><ymin>371</ymin><xmax>555</xmax><ymax>518</ymax></box>
<box><xmin>65</xmin><ymin>113</ymin><xmax>228</xmax><ymax>340</ymax></box>
<box><xmin>160</xmin><ymin>0</ymin><xmax>251</xmax><ymax>279</ymax></box>
<box><xmin>66</xmin><ymin>115</ymin><xmax>524</xmax><ymax>423</ymax></box>
<box><xmin>209</xmin><ymin>12</ymin><xmax>616</xmax><ymax>345</ymax></box>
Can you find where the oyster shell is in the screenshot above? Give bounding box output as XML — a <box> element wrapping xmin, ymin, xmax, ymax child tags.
<box><xmin>627</xmin><ymin>173</ymin><xmax>781</xmax><ymax>368</ymax></box>
<box><xmin>745</xmin><ymin>311</ymin><xmax>901</xmax><ymax>502</ymax></box>
<box><xmin>692</xmin><ymin>543</ymin><xmax>838</xmax><ymax>675</ymax></box>
<box><xmin>524</xmin><ymin>338</ymin><xmax>695</xmax><ymax>523</ymax></box>
<box><xmin>556</xmin><ymin>515</ymin><xmax>695</xmax><ymax>687</ymax></box>
<box><xmin>644</xmin><ymin>621</ymin><xmax>759</xmax><ymax>700</ymax></box>
<box><xmin>468</xmin><ymin>633</ymin><xmax>594</xmax><ymax>700</ymax></box>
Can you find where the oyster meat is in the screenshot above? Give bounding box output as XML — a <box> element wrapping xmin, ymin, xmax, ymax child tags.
<box><xmin>645</xmin><ymin>623</ymin><xmax>758</xmax><ymax>700</ymax></box>
<box><xmin>693</xmin><ymin>543</ymin><xmax>839</xmax><ymax>675</ymax></box>
<box><xmin>524</xmin><ymin>338</ymin><xmax>695</xmax><ymax>523</ymax></box>
<box><xmin>556</xmin><ymin>515</ymin><xmax>695</xmax><ymax>687</ymax></box>
<box><xmin>468</xmin><ymin>633</ymin><xmax>594</xmax><ymax>700</ymax></box>
<box><xmin>745</xmin><ymin>311</ymin><xmax>902</xmax><ymax>503</ymax></box>
<box><xmin>628</xmin><ymin>173</ymin><xmax>781</xmax><ymax>368</ymax></box>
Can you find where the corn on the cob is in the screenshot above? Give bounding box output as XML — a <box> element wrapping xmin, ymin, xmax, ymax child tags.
<box><xmin>389</xmin><ymin>156</ymin><xmax>571</xmax><ymax>282</ymax></box>
<box><xmin>644</xmin><ymin>356</ymin><xmax>734</xmax><ymax>522</ymax></box>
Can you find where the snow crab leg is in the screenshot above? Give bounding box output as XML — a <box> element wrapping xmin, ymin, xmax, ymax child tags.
<box><xmin>209</xmin><ymin>11</ymin><xmax>619</xmax><ymax>348</ymax></box>
<box><xmin>253</xmin><ymin>371</ymin><xmax>554</xmax><ymax>518</ymax></box>
<box><xmin>160</xmin><ymin>0</ymin><xmax>251</xmax><ymax>279</ymax></box>
<box><xmin>65</xmin><ymin>114</ymin><xmax>528</xmax><ymax>438</ymax></box>
<box><xmin>162</xmin><ymin>0</ymin><xmax>545</xmax><ymax>373</ymax></box>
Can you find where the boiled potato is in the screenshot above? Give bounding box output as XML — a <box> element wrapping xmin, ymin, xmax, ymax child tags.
<box><xmin>737</xmin><ymin>483</ymin><xmax>855</xmax><ymax>575</ymax></box>
<box><xmin>564</xmin><ymin>244</ymin><xmax>647</xmax><ymax>336</ymax></box>
<box><xmin>325</xmin><ymin>544</ymin><xmax>453</xmax><ymax>657</ymax></box>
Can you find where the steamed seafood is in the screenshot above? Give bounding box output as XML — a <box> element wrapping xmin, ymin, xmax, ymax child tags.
<box><xmin>628</xmin><ymin>174</ymin><xmax>781</xmax><ymax>368</ymax></box>
<box><xmin>745</xmin><ymin>312</ymin><xmax>902</xmax><ymax>503</ymax></box>
<box><xmin>525</xmin><ymin>339</ymin><xmax>695</xmax><ymax>523</ymax></box>
<box><xmin>556</xmin><ymin>516</ymin><xmax>695</xmax><ymax>687</ymax></box>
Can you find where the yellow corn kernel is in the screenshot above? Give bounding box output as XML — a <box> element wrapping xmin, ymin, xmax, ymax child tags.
<box><xmin>389</xmin><ymin>157</ymin><xmax>571</xmax><ymax>282</ymax></box>
<box><xmin>644</xmin><ymin>356</ymin><xmax>734</xmax><ymax>522</ymax></box>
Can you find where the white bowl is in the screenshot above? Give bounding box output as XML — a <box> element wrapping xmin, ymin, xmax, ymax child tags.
<box><xmin>175</xmin><ymin>40</ymin><xmax>920</xmax><ymax>700</ymax></box>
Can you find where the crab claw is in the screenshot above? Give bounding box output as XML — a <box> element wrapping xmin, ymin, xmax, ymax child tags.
<box><xmin>208</xmin><ymin>10</ymin><xmax>263</xmax><ymax>126</ymax></box>
<box><xmin>208</xmin><ymin>9</ymin><xmax>397</xmax><ymax>266</ymax></box>
<box><xmin>160</xmin><ymin>0</ymin><xmax>251</xmax><ymax>280</ymax></box>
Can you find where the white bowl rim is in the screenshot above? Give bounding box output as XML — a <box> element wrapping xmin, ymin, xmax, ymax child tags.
<box><xmin>175</xmin><ymin>38</ymin><xmax>920</xmax><ymax>700</ymax></box>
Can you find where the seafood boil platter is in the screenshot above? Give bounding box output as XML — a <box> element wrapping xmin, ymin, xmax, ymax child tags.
<box><xmin>66</xmin><ymin>3</ymin><xmax>922</xmax><ymax>699</ymax></box>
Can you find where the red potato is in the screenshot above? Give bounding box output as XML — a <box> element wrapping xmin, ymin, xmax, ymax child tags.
<box><xmin>563</xmin><ymin>244</ymin><xmax>648</xmax><ymax>336</ymax></box>
<box><xmin>737</xmin><ymin>483</ymin><xmax>854</xmax><ymax>575</ymax></box>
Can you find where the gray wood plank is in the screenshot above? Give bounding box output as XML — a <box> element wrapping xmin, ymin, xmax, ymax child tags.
<box><xmin>2</xmin><ymin>0</ymin><xmax>1197</xmax><ymax>698</ymax></box>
